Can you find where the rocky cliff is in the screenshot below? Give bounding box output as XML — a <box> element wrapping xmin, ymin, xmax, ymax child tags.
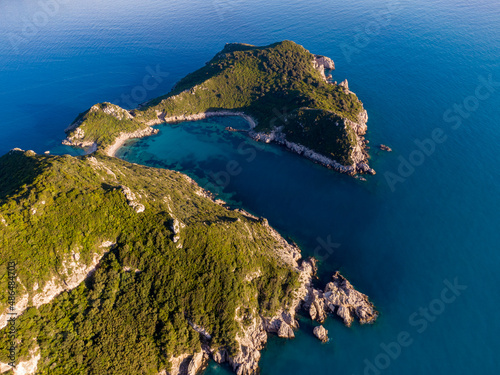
<box><xmin>164</xmin><ymin>257</ymin><xmax>378</xmax><ymax>375</ymax></box>
<box><xmin>248</xmin><ymin>108</ymin><xmax>374</xmax><ymax>175</ymax></box>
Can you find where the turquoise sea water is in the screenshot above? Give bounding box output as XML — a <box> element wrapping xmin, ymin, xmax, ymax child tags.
<box><xmin>1</xmin><ymin>0</ymin><xmax>500</xmax><ymax>374</ymax></box>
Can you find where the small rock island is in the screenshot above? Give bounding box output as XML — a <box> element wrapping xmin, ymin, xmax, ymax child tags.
<box><xmin>0</xmin><ymin>41</ymin><xmax>377</xmax><ymax>375</ymax></box>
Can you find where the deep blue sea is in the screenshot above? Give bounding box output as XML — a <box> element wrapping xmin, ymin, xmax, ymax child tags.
<box><xmin>1</xmin><ymin>0</ymin><xmax>499</xmax><ymax>374</ymax></box>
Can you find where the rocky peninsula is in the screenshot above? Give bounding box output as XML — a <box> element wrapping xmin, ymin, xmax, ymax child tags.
<box><xmin>63</xmin><ymin>41</ymin><xmax>374</xmax><ymax>175</ymax></box>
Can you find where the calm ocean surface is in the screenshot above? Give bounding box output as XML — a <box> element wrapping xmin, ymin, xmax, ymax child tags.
<box><xmin>1</xmin><ymin>0</ymin><xmax>499</xmax><ymax>374</ymax></box>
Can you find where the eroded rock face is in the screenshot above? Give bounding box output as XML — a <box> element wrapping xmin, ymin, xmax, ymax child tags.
<box><xmin>339</xmin><ymin>79</ymin><xmax>349</xmax><ymax>91</ymax></box>
<box><xmin>120</xmin><ymin>185</ymin><xmax>145</xmax><ymax>213</ymax></box>
<box><xmin>313</xmin><ymin>55</ymin><xmax>336</xmax><ymax>70</ymax></box>
<box><xmin>277</xmin><ymin>321</ymin><xmax>295</xmax><ymax>339</ymax></box>
<box><xmin>264</xmin><ymin>310</ymin><xmax>297</xmax><ymax>339</ymax></box>
<box><xmin>0</xmin><ymin>252</ymin><xmax>108</xmax><ymax>330</ymax></box>
<box><xmin>313</xmin><ymin>325</ymin><xmax>329</xmax><ymax>343</ymax></box>
<box><xmin>249</xmin><ymin>106</ymin><xmax>375</xmax><ymax>176</ymax></box>
<box><xmin>165</xmin><ymin>261</ymin><xmax>377</xmax><ymax>375</ymax></box>
<box><xmin>323</xmin><ymin>272</ymin><xmax>378</xmax><ymax>326</ymax></box>
<box><xmin>167</xmin><ymin>349</ymin><xmax>209</xmax><ymax>375</ymax></box>
<box><xmin>162</xmin><ymin>202</ymin><xmax>377</xmax><ymax>375</ymax></box>
<box><xmin>312</xmin><ymin>55</ymin><xmax>335</xmax><ymax>83</ymax></box>
<box><xmin>346</xmin><ymin>110</ymin><xmax>376</xmax><ymax>175</ymax></box>
<box><xmin>228</xmin><ymin>317</ymin><xmax>268</xmax><ymax>375</ymax></box>
<box><xmin>305</xmin><ymin>289</ymin><xmax>328</xmax><ymax>323</ymax></box>
<box><xmin>0</xmin><ymin>345</ymin><xmax>40</xmax><ymax>375</ymax></box>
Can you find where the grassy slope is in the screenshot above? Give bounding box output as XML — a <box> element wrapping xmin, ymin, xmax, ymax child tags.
<box><xmin>69</xmin><ymin>41</ymin><xmax>364</xmax><ymax>165</ymax></box>
<box><xmin>65</xmin><ymin>103</ymin><xmax>145</xmax><ymax>149</ymax></box>
<box><xmin>0</xmin><ymin>151</ymin><xmax>299</xmax><ymax>374</ymax></box>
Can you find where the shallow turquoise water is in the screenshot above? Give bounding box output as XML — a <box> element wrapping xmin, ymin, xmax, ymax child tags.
<box><xmin>1</xmin><ymin>0</ymin><xmax>500</xmax><ymax>374</ymax></box>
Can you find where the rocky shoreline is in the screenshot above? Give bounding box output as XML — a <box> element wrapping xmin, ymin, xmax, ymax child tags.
<box><xmin>161</xmin><ymin>217</ymin><xmax>377</xmax><ymax>375</ymax></box>
<box><xmin>139</xmin><ymin>55</ymin><xmax>374</xmax><ymax>176</ymax></box>
<box><xmin>248</xmin><ymin>111</ymin><xmax>375</xmax><ymax>175</ymax></box>
<box><xmin>164</xmin><ymin>231</ymin><xmax>378</xmax><ymax>375</ymax></box>
<box><xmin>248</xmin><ymin>109</ymin><xmax>374</xmax><ymax>176</ymax></box>
<box><xmin>149</xmin><ymin>181</ymin><xmax>378</xmax><ymax>375</ymax></box>
<box><xmin>135</xmin><ymin>106</ymin><xmax>375</xmax><ymax>176</ymax></box>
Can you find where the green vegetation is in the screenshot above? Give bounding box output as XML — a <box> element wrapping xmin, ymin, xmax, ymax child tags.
<box><xmin>0</xmin><ymin>151</ymin><xmax>299</xmax><ymax>373</ymax></box>
<box><xmin>70</xmin><ymin>41</ymin><xmax>366</xmax><ymax>166</ymax></box>
<box><xmin>65</xmin><ymin>103</ymin><xmax>144</xmax><ymax>149</ymax></box>
<box><xmin>282</xmin><ymin>109</ymin><xmax>357</xmax><ymax>164</ymax></box>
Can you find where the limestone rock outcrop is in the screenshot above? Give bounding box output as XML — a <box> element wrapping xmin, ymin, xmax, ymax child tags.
<box><xmin>313</xmin><ymin>55</ymin><xmax>335</xmax><ymax>70</ymax></box>
<box><xmin>165</xmin><ymin>258</ymin><xmax>377</xmax><ymax>375</ymax></box>
<box><xmin>339</xmin><ymin>79</ymin><xmax>349</xmax><ymax>91</ymax></box>
<box><xmin>249</xmin><ymin>108</ymin><xmax>375</xmax><ymax>176</ymax></box>
<box><xmin>305</xmin><ymin>289</ymin><xmax>328</xmax><ymax>323</ymax></box>
<box><xmin>313</xmin><ymin>325</ymin><xmax>329</xmax><ymax>343</ymax></box>
<box><xmin>323</xmin><ymin>272</ymin><xmax>378</xmax><ymax>326</ymax></box>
